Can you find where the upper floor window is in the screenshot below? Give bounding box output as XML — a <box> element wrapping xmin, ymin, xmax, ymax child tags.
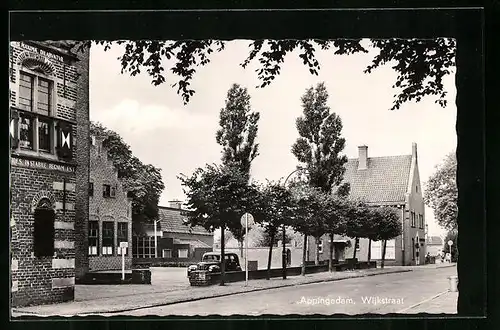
<box><xmin>318</xmin><ymin>239</ymin><xmax>323</xmax><ymax>253</ymax></box>
<box><xmin>103</xmin><ymin>184</ymin><xmax>116</xmax><ymax>198</ymax></box>
<box><xmin>89</xmin><ymin>182</ymin><xmax>94</xmax><ymax>197</ymax></box>
<box><xmin>411</xmin><ymin>211</ymin><xmax>416</xmax><ymax>228</ymax></box>
<box><xmin>12</xmin><ymin>69</ymin><xmax>73</xmax><ymax>161</ymax></box>
<box><xmin>355</xmin><ymin>238</ymin><xmax>360</xmax><ymax>250</ymax></box>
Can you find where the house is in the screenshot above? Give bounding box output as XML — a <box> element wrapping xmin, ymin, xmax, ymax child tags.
<box><xmin>309</xmin><ymin>143</ymin><xmax>427</xmax><ymax>266</ymax></box>
<box><xmin>87</xmin><ymin>135</ymin><xmax>133</xmax><ymax>271</ymax></box>
<box><xmin>426</xmin><ymin>236</ymin><xmax>444</xmax><ymax>257</ymax></box>
<box><xmin>132</xmin><ymin>201</ymin><xmax>213</xmax><ymax>264</ymax></box>
<box><xmin>9</xmin><ymin>41</ymin><xmax>90</xmax><ymax>307</ymax></box>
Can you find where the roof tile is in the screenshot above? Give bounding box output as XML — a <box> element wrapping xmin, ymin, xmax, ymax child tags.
<box><xmin>158</xmin><ymin>207</ymin><xmax>211</xmax><ymax>236</ymax></box>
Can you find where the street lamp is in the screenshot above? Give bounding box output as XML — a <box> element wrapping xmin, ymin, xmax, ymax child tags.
<box><xmin>282</xmin><ymin>167</ymin><xmax>308</xmax><ymax>280</ymax></box>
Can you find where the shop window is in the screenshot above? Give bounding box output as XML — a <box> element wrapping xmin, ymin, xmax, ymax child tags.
<box><xmin>162</xmin><ymin>249</ymin><xmax>172</xmax><ymax>258</ymax></box>
<box><xmin>88</xmin><ymin>221</ymin><xmax>98</xmax><ymax>256</ymax></box>
<box><xmin>132</xmin><ymin>235</ymin><xmax>156</xmax><ymax>258</ymax></box>
<box><xmin>117</xmin><ymin>222</ymin><xmax>128</xmax><ymax>255</ymax></box>
<box><xmin>33</xmin><ymin>198</ymin><xmax>55</xmax><ymax>258</ymax></box>
<box><xmin>178</xmin><ymin>249</ymin><xmax>189</xmax><ymax>258</ymax></box>
<box><xmin>102</xmin><ymin>221</ymin><xmax>114</xmax><ymax>255</ymax></box>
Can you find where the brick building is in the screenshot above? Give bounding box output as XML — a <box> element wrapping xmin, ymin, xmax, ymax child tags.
<box><xmin>133</xmin><ymin>202</ymin><xmax>213</xmax><ymax>264</ymax></box>
<box><xmin>88</xmin><ymin>135</ymin><xmax>133</xmax><ymax>271</ymax></box>
<box><xmin>307</xmin><ymin>143</ymin><xmax>427</xmax><ymax>266</ymax></box>
<box><xmin>9</xmin><ymin>41</ymin><xmax>90</xmax><ymax>307</ymax></box>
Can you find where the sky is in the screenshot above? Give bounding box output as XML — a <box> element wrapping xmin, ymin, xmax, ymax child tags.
<box><xmin>89</xmin><ymin>39</ymin><xmax>456</xmax><ymax>238</ymax></box>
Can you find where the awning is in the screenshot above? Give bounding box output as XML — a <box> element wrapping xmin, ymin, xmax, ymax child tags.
<box><xmin>173</xmin><ymin>238</ymin><xmax>211</xmax><ymax>248</ymax></box>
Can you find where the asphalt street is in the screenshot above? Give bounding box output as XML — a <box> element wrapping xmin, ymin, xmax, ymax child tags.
<box><xmin>106</xmin><ymin>266</ymin><xmax>457</xmax><ymax>316</ymax></box>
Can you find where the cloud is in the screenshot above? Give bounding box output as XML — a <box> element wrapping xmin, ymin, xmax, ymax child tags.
<box><xmin>90</xmin><ymin>99</ymin><xmax>216</xmax><ymax>134</ymax></box>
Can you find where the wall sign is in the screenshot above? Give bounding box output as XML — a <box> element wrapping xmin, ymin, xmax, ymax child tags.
<box><xmin>11</xmin><ymin>157</ymin><xmax>75</xmax><ymax>173</ymax></box>
<box><xmin>19</xmin><ymin>42</ymin><xmax>64</xmax><ymax>62</ymax></box>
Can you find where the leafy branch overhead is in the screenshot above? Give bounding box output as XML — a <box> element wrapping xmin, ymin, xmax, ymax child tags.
<box><xmin>77</xmin><ymin>38</ymin><xmax>455</xmax><ymax>110</ymax></box>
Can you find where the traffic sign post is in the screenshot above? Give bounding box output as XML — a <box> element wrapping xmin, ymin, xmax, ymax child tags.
<box><xmin>240</xmin><ymin>213</ymin><xmax>254</xmax><ymax>287</ymax></box>
<box><xmin>120</xmin><ymin>241</ymin><xmax>129</xmax><ymax>281</ymax></box>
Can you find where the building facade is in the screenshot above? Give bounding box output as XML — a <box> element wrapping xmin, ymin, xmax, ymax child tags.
<box><xmin>133</xmin><ymin>202</ymin><xmax>213</xmax><ymax>264</ymax></box>
<box><xmin>9</xmin><ymin>41</ymin><xmax>90</xmax><ymax>307</ymax></box>
<box><xmin>308</xmin><ymin>143</ymin><xmax>427</xmax><ymax>266</ymax></box>
<box><xmin>88</xmin><ymin>135</ymin><xmax>133</xmax><ymax>271</ymax></box>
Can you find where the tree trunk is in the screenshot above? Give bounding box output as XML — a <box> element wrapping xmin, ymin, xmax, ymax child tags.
<box><xmin>367</xmin><ymin>239</ymin><xmax>372</xmax><ymax>261</ymax></box>
<box><xmin>381</xmin><ymin>239</ymin><xmax>387</xmax><ymax>269</ymax></box>
<box><xmin>315</xmin><ymin>236</ymin><xmax>320</xmax><ymax>266</ymax></box>
<box><xmin>329</xmin><ymin>233</ymin><xmax>334</xmax><ymax>272</ymax></box>
<box><xmin>220</xmin><ymin>227</ymin><xmax>226</xmax><ymax>286</ymax></box>
<box><xmin>266</xmin><ymin>232</ymin><xmax>275</xmax><ymax>280</ymax></box>
<box><xmin>301</xmin><ymin>234</ymin><xmax>307</xmax><ymax>276</ymax></box>
<box><xmin>352</xmin><ymin>237</ymin><xmax>358</xmax><ymax>259</ymax></box>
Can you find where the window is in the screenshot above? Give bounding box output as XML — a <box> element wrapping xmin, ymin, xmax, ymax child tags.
<box><xmin>318</xmin><ymin>239</ymin><xmax>323</xmax><ymax>253</ymax></box>
<box><xmin>411</xmin><ymin>211</ymin><xmax>416</xmax><ymax>228</ymax></box>
<box><xmin>132</xmin><ymin>236</ymin><xmax>156</xmax><ymax>258</ymax></box>
<box><xmin>178</xmin><ymin>249</ymin><xmax>189</xmax><ymax>258</ymax></box>
<box><xmin>117</xmin><ymin>222</ymin><xmax>128</xmax><ymax>255</ymax></box>
<box><xmin>88</xmin><ymin>221</ymin><xmax>98</xmax><ymax>256</ymax></box>
<box><xmin>88</xmin><ymin>182</ymin><xmax>94</xmax><ymax>197</ymax></box>
<box><xmin>103</xmin><ymin>184</ymin><xmax>116</xmax><ymax>198</ymax></box>
<box><xmin>19</xmin><ymin>72</ymin><xmax>34</xmax><ymax>111</ymax></box>
<box><xmin>33</xmin><ymin>199</ymin><xmax>55</xmax><ymax>258</ymax></box>
<box><xmin>355</xmin><ymin>238</ymin><xmax>360</xmax><ymax>250</ymax></box>
<box><xmin>102</xmin><ymin>221</ymin><xmax>114</xmax><ymax>255</ymax></box>
<box><xmin>162</xmin><ymin>249</ymin><xmax>172</xmax><ymax>258</ymax></box>
<box><xmin>13</xmin><ymin>70</ymin><xmax>71</xmax><ymax>158</ymax></box>
<box><xmin>416</xmin><ymin>184</ymin><xmax>419</xmax><ymax>193</ymax></box>
<box><xmin>419</xmin><ymin>214</ymin><xmax>424</xmax><ymax>229</ymax></box>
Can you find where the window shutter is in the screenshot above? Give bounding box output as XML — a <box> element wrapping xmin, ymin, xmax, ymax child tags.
<box><xmin>10</xmin><ymin>110</ymin><xmax>19</xmax><ymax>149</ymax></box>
<box><xmin>56</xmin><ymin>121</ymin><xmax>73</xmax><ymax>160</ymax></box>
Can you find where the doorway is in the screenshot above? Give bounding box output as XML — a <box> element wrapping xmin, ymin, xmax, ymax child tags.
<box><xmin>34</xmin><ymin>198</ymin><xmax>55</xmax><ymax>258</ymax></box>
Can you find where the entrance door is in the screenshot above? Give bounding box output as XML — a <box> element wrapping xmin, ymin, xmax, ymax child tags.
<box><xmin>34</xmin><ymin>203</ymin><xmax>55</xmax><ymax>258</ymax></box>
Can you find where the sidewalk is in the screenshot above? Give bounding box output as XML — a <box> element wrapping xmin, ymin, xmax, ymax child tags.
<box><xmin>401</xmin><ymin>290</ymin><xmax>458</xmax><ymax>314</ymax></box>
<box><xmin>385</xmin><ymin>262</ymin><xmax>457</xmax><ymax>271</ymax></box>
<box><xmin>12</xmin><ymin>267</ymin><xmax>411</xmax><ymax>317</ymax></box>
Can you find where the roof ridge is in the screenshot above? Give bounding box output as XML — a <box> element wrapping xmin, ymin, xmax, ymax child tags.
<box><xmin>348</xmin><ymin>154</ymin><xmax>412</xmax><ymax>161</ymax></box>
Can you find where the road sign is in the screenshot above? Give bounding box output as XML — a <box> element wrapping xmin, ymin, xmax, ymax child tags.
<box><xmin>240</xmin><ymin>213</ymin><xmax>254</xmax><ymax>227</ymax></box>
<box><xmin>447</xmin><ymin>240</ymin><xmax>453</xmax><ymax>246</ymax></box>
<box><xmin>120</xmin><ymin>241</ymin><xmax>129</xmax><ymax>249</ymax></box>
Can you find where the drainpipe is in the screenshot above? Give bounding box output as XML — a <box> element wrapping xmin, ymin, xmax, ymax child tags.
<box><xmin>154</xmin><ymin>220</ymin><xmax>158</xmax><ymax>258</ymax></box>
<box><xmin>401</xmin><ymin>204</ymin><xmax>405</xmax><ymax>266</ymax></box>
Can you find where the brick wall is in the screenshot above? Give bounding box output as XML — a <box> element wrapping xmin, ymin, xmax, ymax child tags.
<box><xmin>10</xmin><ymin>41</ymin><xmax>89</xmax><ymax>307</ymax></box>
<box><xmin>88</xmin><ymin>136</ymin><xmax>133</xmax><ymax>271</ymax></box>
<box><xmin>73</xmin><ymin>44</ymin><xmax>90</xmax><ymax>279</ymax></box>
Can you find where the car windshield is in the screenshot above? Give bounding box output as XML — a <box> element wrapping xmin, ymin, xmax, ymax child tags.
<box><xmin>203</xmin><ymin>255</ymin><xmax>220</xmax><ymax>261</ymax></box>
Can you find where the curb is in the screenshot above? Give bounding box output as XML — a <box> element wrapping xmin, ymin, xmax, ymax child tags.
<box><xmin>13</xmin><ymin>268</ymin><xmax>412</xmax><ymax>316</ymax></box>
<box><xmin>396</xmin><ymin>290</ymin><xmax>449</xmax><ymax>313</ymax></box>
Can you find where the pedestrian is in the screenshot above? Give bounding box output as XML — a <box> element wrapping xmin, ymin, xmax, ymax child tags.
<box><xmin>425</xmin><ymin>252</ymin><xmax>431</xmax><ymax>264</ymax></box>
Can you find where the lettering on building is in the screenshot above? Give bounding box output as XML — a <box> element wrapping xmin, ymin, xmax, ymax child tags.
<box><xmin>19</xmin><ymin>42</ymin><xmax>64</xmax><ymax>62</ymax></box>
<box><xmin>11</xmin><ymin>157</ymin><xmax>75</xmax><ymax>173</ymax></box>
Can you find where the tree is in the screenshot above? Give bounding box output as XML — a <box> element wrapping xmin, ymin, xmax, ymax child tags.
<box><xmin>90</xmin><ymin>122</ymin><xmax>165</xmax><ymax>228</ymax></box>
<box><xmin>291</xmin><ymin>82</ymin><xmax>350</xmax><ymax>265</ymax></box>
<box><xmin>443</xmin><ymin>229</ymin><xmax>458</xmax><ymax>263</ymax></box>
<box><xmin>252</xmin><ymin>181</ymin><xmax>295</xmax><ymax>279</ymax></box>
<box><xmin>216</xmin><ymin>83</ymin><xmax>260</xmax><ymax>256</ymax></box>
<box><xmin>369</xmin><ymin>206</ymin><xmax>402</xmax><ymax>269</ymax></box>
<box><xmin>424</xmin><ymin>152</ymin><xmax>458</xmax><ymax>231</ymax></box>
<box><xmin>76</xmin><ymin>38</ymin><xmax>455</xmax><ymax>111</ymax></box>
<box><xmin>178</xmin><ymin>163</ymin><xmax>258</xmax><ymax>286</ymax></box>
<box><xmin>344</xmin><ymin>201</ymin><xmax>372</xmax><ymax>260</ymax></box>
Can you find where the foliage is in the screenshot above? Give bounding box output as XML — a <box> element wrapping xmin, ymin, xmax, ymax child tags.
<box><xmin>90</xmin><ymin>122</ymin><xmax>165</xmax><ymax>225</ymax></box>
<box><xmin>216</xmin><ymin>83</ymin><xmax>260</xmax><ymax>179</ymax></box>
<box><xmin>289</xmin><ymin>184</ymin><xmax>328</xmax><ymax>239</ymax></box>
<box><xmin>368</xmin><ymin>206</ymin><xmax>402</xmax><ymax>242</ymax></box>
<box><xmin>424</xmin><ymin>152</ymin><xmax>458</xmax><ymax>231</ymax></box>
<box><xmin>291</xmin><ymin>82</ymin><xmax>350</xmax><ymax>194</ymax></box>
<box><xmin>76</xmin><ymin>38</ymin><xmax>455</xmax><ymax>110</ymax></box>
<box><xmin>178</xmin><ymin>163</ymin><xmax>259</xmax><ymax>235</ymax></box>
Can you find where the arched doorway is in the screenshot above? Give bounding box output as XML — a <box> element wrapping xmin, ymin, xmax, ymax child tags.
<box><xmin>33</xmin><ymin>198</ymin><xmax>55</xmax><ymax>258</ymax></box>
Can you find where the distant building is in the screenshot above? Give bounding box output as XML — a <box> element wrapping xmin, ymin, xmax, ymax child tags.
<box><xmin>426</xmin><ymin>236</ymin><xmax>444</xmax><ymax>257</ymax></box>
<box><xmin>309</xmin><ymin>143</ymin><xmax>426</xmax><ymax>266</ymax></box>
<box><xmin>88</xmin><ymin>135</ymin><xmax>133</xmax><ymax>271</ymax></box>
<box><xmin>132</xmin><ymin>201</ymin><xmax>213</xmax><ymax>264</ymax></box>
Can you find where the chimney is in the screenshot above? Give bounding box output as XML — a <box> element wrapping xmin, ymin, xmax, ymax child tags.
<box><xmin>358</xmin><ymin>145</ymin><xmax>368</xmax><ymax>170</ymax></box>
<box><xmin>412</xmin><ymin>142</ymin><xmax>418</xmax><ymax>160</ymax></box>
<box><xmin>169</xmin><ymin>200</ymin><xmax>183</xmax><ymax>209</ymax></box>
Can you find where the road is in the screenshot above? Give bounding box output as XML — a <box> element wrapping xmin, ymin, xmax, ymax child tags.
<box><xmin>106</xmin><ymin>266</ymin><xmax>457</xmax><ymax>316</ymax></box>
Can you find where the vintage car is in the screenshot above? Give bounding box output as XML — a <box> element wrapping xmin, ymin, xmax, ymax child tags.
<box><xmin>187</xmin><ymin>252</ymin><xmax>242</xmax><ymax>278</ymax></box>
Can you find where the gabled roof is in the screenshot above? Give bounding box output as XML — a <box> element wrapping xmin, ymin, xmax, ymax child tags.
<box><xmin>339</xmin><ymin>155</ymin><xmax>412</xmax><ymax>204</ymax></box>
<box><xmin>427</xmin><ymin>236</ymin><xmax>444</xmax><ymax>245</ymax></box>
<box><xmin>158</xmin><ymin>206</ymin><xmax>211</xmax><ymax>236</ymax></box>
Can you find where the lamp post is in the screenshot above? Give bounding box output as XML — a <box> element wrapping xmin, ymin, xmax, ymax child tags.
<box><xmin>282</xmin><ymin>167</ymin><xmax>308</xmax><ymax>280</ymax></box>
